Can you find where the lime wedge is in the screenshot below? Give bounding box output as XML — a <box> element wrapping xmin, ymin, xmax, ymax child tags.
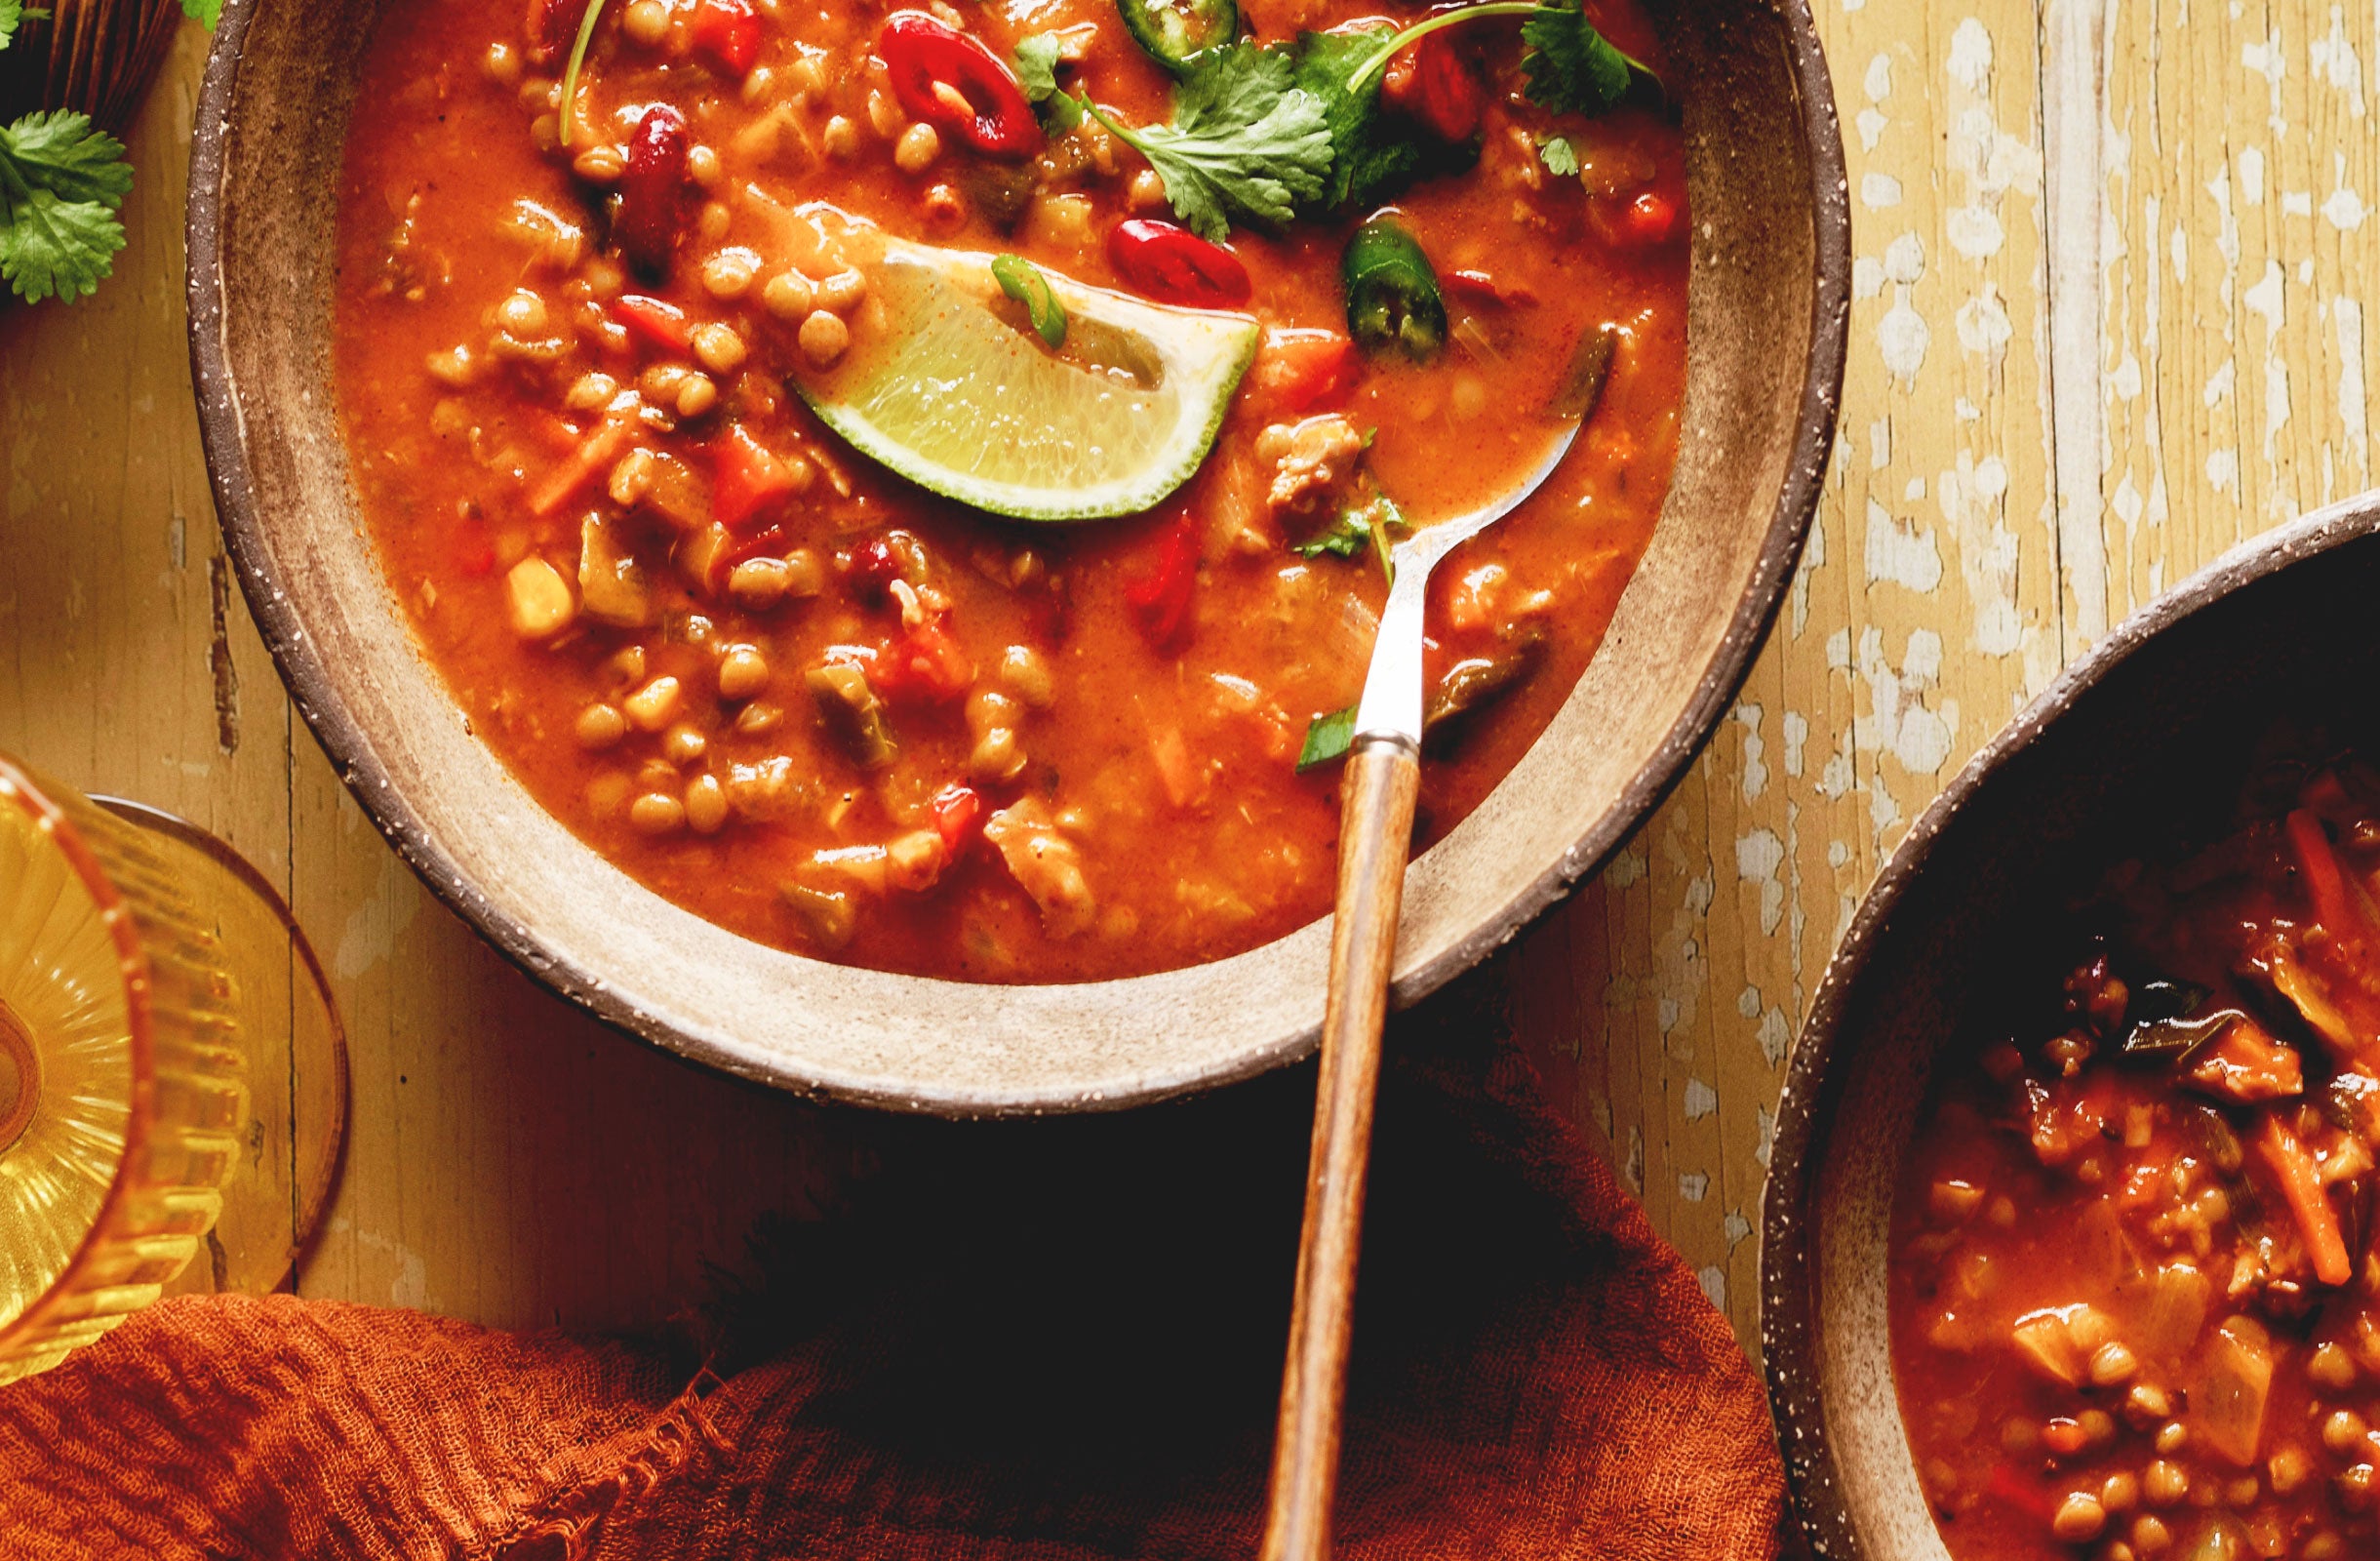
<box><xmin>790</xmin><ymin>239</ymin><xmax>1260</xmax><ymax>522</ymax></box>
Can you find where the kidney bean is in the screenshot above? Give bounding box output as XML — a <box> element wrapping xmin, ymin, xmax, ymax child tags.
<box><xmin>878</xmin><ymin>12</ymin><xmax>1040</xmax><ymax>160</ymax></box>
<box><xmin>614</xmin><ymin>105</ymin><xmax>693</xmax><ymax>278</ymax></box>
<box><xmin>849</xmin><ymin>535</ymin><xmax>905</xmax><ymax>601</ymax></box>
<box><xmin>1106</xmin><ymin>220</ymin><xmax>1252</xmax><ymax>308</ymax></box>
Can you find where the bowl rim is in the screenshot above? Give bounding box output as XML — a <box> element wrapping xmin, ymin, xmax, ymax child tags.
<box><xmin>184</xmin><ymin>0</ymin><xmax>1850</xmax><ymax>1116</ymax></box>
<box><xmin>1758</xmin><ymin>490</ymin><xmax>2380</xmax><ymax>1556</ymax></box>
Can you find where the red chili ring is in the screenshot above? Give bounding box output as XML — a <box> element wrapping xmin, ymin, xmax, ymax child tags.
<box><xmin>878</xmin><ymin>12</ymin><xmax>1042</xmax><ymax>160</ymax></box>
<box><xmin>1106</xmin><ymin>219</ymin><xmax>1253</xmax><ymax>308</ymax></box>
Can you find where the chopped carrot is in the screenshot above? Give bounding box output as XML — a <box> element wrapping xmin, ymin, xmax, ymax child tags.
<box><xmin>711</xmin><ymin>424</ymin><xmax>801</xmax><ymax>529</ymax></box>
<box><xmin>2256</xmin><ymin>1112</ymin><xmax>2352</xmax><ymax>1287</ymax></box>
<box><xmin>612</xmin><ymin>294</ymin><xmax>692</xmax><ymax>352</ymax></box>
<box><xmin>2287</xmin><ymin>808</ymin><xmax>2366</xmax><ymax>950</ymax></box>
<box><xmin>528</xmin><ymin>416</ymin><xmax>632</xmax><ymax>518</ymax></box>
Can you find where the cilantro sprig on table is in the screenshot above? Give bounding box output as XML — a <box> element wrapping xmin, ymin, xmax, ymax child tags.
<box><xmin>0</xmin><ymin>1</ymin><xmax>218</xmax><ymax>304</ymax></box>
<box><xmin>1061</xmin><ymin>0</ymin><xmax>1662</xmax><ymax>241</ymax></box>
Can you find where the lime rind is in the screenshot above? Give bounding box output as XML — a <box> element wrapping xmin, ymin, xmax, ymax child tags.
<box><xmin>792</xmin><ymin>242</ymin><xmax>1260</xmax><ymax>523</ymax></box>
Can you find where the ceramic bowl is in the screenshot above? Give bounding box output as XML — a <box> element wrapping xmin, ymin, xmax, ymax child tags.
<box><xmin>186</xmin><ymin>0</ymin><xmax>1849</xmax><ymax>1114</ymax></box>
<box><xmin>1761</xmin><ymin>493</ymin><xmax>2380</xmax><ymax>1556</ymax></box>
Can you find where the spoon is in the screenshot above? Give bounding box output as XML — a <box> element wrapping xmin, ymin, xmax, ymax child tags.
<box><xmin>1256</xmin><ymin>329</ymin><xmax>1612</xmax><ymax>1561</ymax></box>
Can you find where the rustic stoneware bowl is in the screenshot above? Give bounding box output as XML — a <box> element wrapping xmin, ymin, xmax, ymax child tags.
<box><xmin>1762</xmin><ymin>493</ymin><xmax>2380</xmax><ymax>1557</ymax></box>
<box><xmin>187</xmin><ymin>0</ymin><xmax>1848</xmax><ymax>1114</ymax></box>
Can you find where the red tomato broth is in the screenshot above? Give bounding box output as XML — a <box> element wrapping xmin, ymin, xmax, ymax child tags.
<box><xmin>332</xmin><ymin>0</ymin><xmax>1687</xmax><ymax>981</ymax></box>
<box><xmin>1890</xmin><ymin>758</ymin><xmax>2380</xmax><ymax>1560</ymax></box>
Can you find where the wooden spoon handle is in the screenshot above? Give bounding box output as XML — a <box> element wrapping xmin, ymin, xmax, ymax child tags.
<box><xmin>1258</xmin><ymin>732</ymin><xmax>1422</xmax><ymax>1561</ymax></box>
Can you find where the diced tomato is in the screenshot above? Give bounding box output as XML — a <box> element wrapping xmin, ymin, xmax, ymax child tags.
<box><xmin>711</xmin><ymin>424</ymin><xmax>800</xmax><ymax>528</ymax></box>
<box><xmin>1249</xmin><ymin>328</ymin><xmax>1355</xmax><ymax>414</ymax></box>
<box><xmin>1378</xmin><ymin>30</ymin><xmax>1484</xmax><ymax>142</ymax></box>
<box><xmin>692</xmin><ymin>0</ymin><xmax>764</xmax><ymax>77</ymax></box>
<box><xmin>1125</xmin><ymin>515</ymin><xmax>1199</xmax><ymax>652</ymax></box>
<box><xmin>875</xmin><ymin>619</ymin><xmax>975</xmax><ymax>703</ymax></box>
<box><xmin>524</xmin><ymin>0</ymin><xmax>574</xmax><ymax>61</ymax></box>
<box><xmin>932</xmin><ymin>783</ymin><xmax>984</xmax><ymax>855</ymax></box>
<box><xmin>612</xmin><ymin>294</ymin><xmax>691</xmax><ymax>352</ymax></box>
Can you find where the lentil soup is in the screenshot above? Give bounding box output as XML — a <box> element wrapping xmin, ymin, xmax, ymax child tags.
<box><xmin>332</xmin><ymin>0</ymin><xmax>1688</xmax><ymax>981</ymax></box>
<box><xmin>1891</xmin><ymin>757</ymin><xmax>2380</xmax><ymax>1561</ymax></box>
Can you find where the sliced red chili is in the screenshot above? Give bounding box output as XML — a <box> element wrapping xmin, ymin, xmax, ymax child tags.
<box><xmin>712</xmin><ymin>424</ymin><xmax>801</xmax><ymax>528</ymax></box>
<box><xmin>1378</xmin><ymin>30</ymin><xmax>1484</xmax><ymax>142</ymax></box>
<box><xmin>611</xmin><ymin>294</ymin><xmax>691</xmax><ymax>352</ymax></box>
<box><xmin>1106</xmin><ymin>220</ymin><xmax>1252</xmax><ymax>308</ymax></box>
<box><xmin>1124</xmin><ymin>514</ymin><xmax>1199</xmax><ymax>651</ymax></box>
<box><xmin>878</xmin><ymin>12</ymin><xmax>1041</xmax><ymax>160</ymax></box>
<box><xmin>615</xmin><ymin>105</ymin><xmax>693</xmax><ymax>277</ymax></box>
<box><xmin>932</xmin><ymin>783</ymin><xmax>985</xmax><ymax>854</ymax></box>
<box><xmin>691</xmin><ymin>0</ymin><xmax>764</xmax><ymax>77</ymax></box>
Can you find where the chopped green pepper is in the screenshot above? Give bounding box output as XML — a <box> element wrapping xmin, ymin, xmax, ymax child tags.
<box><xmin>1341</xmin><ymin>217</ymin><xmax>1447</xmax><ymax>363</ymax></box>
<box><xmin>1116</xmin><ymin>0</ymin><xmax>1237</xmax><ymax>76</ymax></box>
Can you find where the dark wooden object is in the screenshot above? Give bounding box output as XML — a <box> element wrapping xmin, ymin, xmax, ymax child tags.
<box><xmin>1259</xmin><ymin>735</ymin><xmax>1422</xmax><ymax>1561</ymax></box>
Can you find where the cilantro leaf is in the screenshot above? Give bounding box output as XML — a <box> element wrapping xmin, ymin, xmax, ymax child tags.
<box><xmin>181</xmin><ymin>0</ymin><xmax>221</xmax><ymax>25</ymax></box>
<box><xmin>1535</xmin><ymin>133</ymin><xmax>1579</xmax><ymax>176</ymax></box>
<box><xmin>1013</xmin><ymin>31</ymin><xmax>1062</xmax><ymax>100</ymax></box>
<box><xmin>1292</xmin><ymin>493</ymin><xmax>1407</xmax><ymax>579</ymax></box>
<box><xmin>0</xmin><ymin>186</ymin><xmax>125</xmax><ymax>302</ymax></box>
<box><xmin>1296</xmin><ymin>705</ymin><xmax>1359</xmax><ymax>773</ymax></box>
<box><xmin>1077</xmin><ymin>42</ymin><xmax>1330</xmax><ymax>241</ymax></box>
<box><xmin>0</xmin><ymin>3</ymin><xmax>20</xmax><ymax>50</ymax></box>
<box><xmin>3</xmin><ymin>111</ymin><xmax>135</xmax><ymax>208</ymax></box>
<box><xmin>0</xmin><ymin>110</ymin><xmax>134</xmax><ymax>304</ymax></box>
<box><xmin>1286</xmin><ymin>26</ymin><xmax>1457</xmax><ymax>216</ymax></box>
<box><xmin>1520</xmin><ymin>2</ymin><xmax>1660</xmax><ymax>116</ymax></box>
<box><xmin>1014</xmin><ymin>31</ymin><xmax>1084</xmax><ymax>131</ymax></box>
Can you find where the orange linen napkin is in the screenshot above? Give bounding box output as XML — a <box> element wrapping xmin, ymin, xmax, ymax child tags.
<box><xmin>0</xmin><ymin>975</ymin><xmax>1785</xmax><ymax>1560</ymax></box>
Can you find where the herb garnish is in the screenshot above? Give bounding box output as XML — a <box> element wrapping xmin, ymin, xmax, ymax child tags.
<box><xmin>1535</xmin><ymin>133</ymin><xmax>1579</xmax><ymax>176</ymax></box>
<box><xmin>991</xmin><ymin>253</ymin><xmax>1067</xmax><ymax>346</ymax></box>
<box><xmin>1293</xmin><ymin>492</ymin><xmax>1407</xmax><ymax>580</ymax></box>
<box><xmin>561</xmin><ymin>0</ymin><xmax>611</xmax><ymax>147</ymax></box>
<box><xmin>1067</xmin><ymin>41</ymin><xmax>1331</xmax><ymax>241</ymax></box>
<box><xmin>0</xmin><ymin>1</ymin><xmax>133</xmax><ymax>305</ymax></box>
<box><xmin>1014</xmin><ymin>31</ymin><xmax>1087</xmax><ymax>131</ymax></box>
<box><xmin>1073</xmin><ymin>1</ymin><xmax>1658</xmax><ymax>239</ymax></box>
<box><xmin>1013</xmin><ymin>31</ymin><xmax>1063</xmax><ymax>101</ymax></box>
<box><xmin>1296</xmin><ymin>706</ymin><xmax>1360</xmax><ymax>773</ymax></box>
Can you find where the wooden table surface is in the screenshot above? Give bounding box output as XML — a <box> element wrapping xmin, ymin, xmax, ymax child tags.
<box><xmin>3</xmin><ymin>7</ymin><xmax>2372</xmax><ymax>1351</ymax></box>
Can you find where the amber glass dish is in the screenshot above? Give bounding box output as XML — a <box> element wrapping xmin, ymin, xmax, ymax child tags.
<box><xmin>0</xmin><ymin>754</ymin><xmax>340</xmax><ymax>1385</ymax></box>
